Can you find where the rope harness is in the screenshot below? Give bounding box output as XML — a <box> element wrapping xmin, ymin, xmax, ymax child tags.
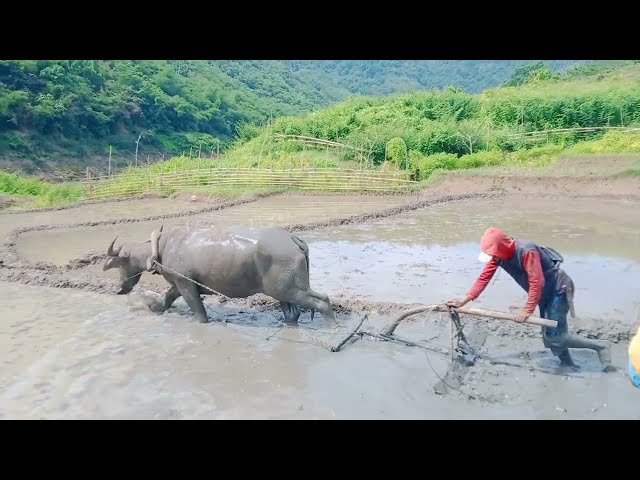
<box><xmin>147</xmin><ymin>258</ymin><xmax>233</xmax><ymax>302</ymax></box>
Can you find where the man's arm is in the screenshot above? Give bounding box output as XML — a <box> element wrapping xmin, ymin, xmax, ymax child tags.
<box><xmin>521</xmin><ymin>250</ymin><xmax>545</xmax><ymax>315</ymax></box>
<box><xmin>448</xmin><ymin>259</ymin><xmax>499</xmax><ymax>307</ymax></box>
<box><xmin>466</xmin><ymin>258</ymin><xmax>499</xmax><ymax>301</ymax></box>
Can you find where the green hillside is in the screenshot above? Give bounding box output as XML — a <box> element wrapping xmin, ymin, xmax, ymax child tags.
<box><xmin>229</xmin><ymin>62</ymin><xmax>640</xmax><ymax>169</ymax></box>
<box><xmin>0</xmin><ymin>59</ymin><xmax>592</xmax><ymax>175</ymax></box>
<box><xmin>4</xmin><ymin>61</ymin><xmax>640</xmax><ymax>208</ymax></box>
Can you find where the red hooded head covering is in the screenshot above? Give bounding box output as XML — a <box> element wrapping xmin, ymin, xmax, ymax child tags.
<box><xmin>478</xmin><ymin>227</ymin><xmax>516</xmax><ymax>262</ymax></box>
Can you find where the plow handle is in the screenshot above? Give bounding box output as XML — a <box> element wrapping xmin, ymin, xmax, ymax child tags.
<box><xmin>381</xmin><ymin>304</ymin><xmax>557</xmax><ymax>337</ymax></box>
<box><xmin>451</xmin><ymin>306</ymin><xmax>558</xmax><ymax>328</ymax></box>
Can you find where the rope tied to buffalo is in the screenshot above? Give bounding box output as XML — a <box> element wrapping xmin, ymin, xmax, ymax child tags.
<box><xmin>138</xmin><ymin>259</ymin><xmax>475</xmax><ymax>362</ymax></box>
<box><xmin>147</xmin><ymin>258</ymin><xmax>233</xmax><ymax>302</ymax></box>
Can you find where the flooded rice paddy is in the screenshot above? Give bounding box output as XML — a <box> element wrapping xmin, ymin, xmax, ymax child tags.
<box><xmin>15</xmin><ymin>194</ymin><xmax>412</xmax><ymax>266</ymax></box>
<box><xmin>1</xmin><ymin>192</ymin><xmax>639</xmax><ymax>419</ymax></box>
<box><xmin>0</xmin><ymin>196</ymin><xmax>208</xmax><ymax>240</ymax></box>
<box><xmin>300</xmin><ymin>195</ymin><xmax>640</xmax><ymax>327</ymax></box>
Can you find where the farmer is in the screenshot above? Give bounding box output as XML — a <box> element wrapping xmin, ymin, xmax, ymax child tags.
<box><xmin>629</xmin><ymin>326</ymin><xmax>640</xmax><ymax>388</ymax></box>
<box><xmin>446</xmin><ymin>226</ymin><xmax>613</xmax><ymax>371</ymax></box>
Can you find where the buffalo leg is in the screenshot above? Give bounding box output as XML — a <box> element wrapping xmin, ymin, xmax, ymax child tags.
<box><xmin>309</xmin><ymin>289</ymin><xmax>335</xmax><ymax>322</ymax></box>
<box><xmin>163</xmin><ymin>284</ymin><xmax>181</xmax><ymax>310</ymax></box>
<box><xmin>281</xmin><ymin>301</ymin><xmax>301</xmax><ymax>323</ymax></box>
<box><xmin>309</xmin><ymin>290</ymin><xmax>331</xmax><ymax>304</ymax></box>
<box><xmin>307</xmin><ymin>290</ymin><xmax>331</xmax><ymax>322</ymax></box>
<box><xmin>175</xmin><ymin>279</ymin><xmax>210</xmax><ymax>324</ymax></box>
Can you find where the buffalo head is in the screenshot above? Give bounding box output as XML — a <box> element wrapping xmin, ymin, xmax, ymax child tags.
<box><xmin>102</xmin><ymin>225</ymin><xmax>163</xmax><ymax>295</ymax></box>
<box><xmin>102</xmin><ymin>236</ymin><xmax>143</xmax><ymax>294</ymax></box>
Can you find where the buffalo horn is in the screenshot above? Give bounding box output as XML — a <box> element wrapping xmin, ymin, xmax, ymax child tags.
<box><xmin>107</xmin><ymin>236</ymin><xmax>121</xmax><ymax>256</ymax></box>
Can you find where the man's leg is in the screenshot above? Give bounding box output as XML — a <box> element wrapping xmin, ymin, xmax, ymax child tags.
<box><xmin>540</xmin><ymin>294</ymin><xmax>576</xmax><ymax>367</ymax></box>
<box><xmin>563</xmin><ymin>332</ymin><xmax>613</xmax><ymax>371</ymax></box>
<box><xmin>542</xmin><ymin>293</ymin><xmax>613</xmax><ymax>371</ymax></box>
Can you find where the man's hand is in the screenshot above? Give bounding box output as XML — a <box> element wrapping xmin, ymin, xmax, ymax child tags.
<box><xmin>515</xmin><ymin>309</ymin><xmax>532</xmax><ymax>323</ymax></box>
<box><xmin>446</xmin><ymin>296</ymin><xmax>471</xmax><ymax>308</ymax></box>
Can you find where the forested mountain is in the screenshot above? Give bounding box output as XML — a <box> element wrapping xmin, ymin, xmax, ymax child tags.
<box><xmin>226</xmin><ymin>61</ymin><xmax>640</xmax><ymax>173</ymax></box>
<box><xmin>0</xmin><ymin>59</ymin><xmax>610</xmax><ymax>174</ymax></box>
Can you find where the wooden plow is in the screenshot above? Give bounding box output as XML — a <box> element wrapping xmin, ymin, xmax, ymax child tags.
<box><xmin>329</xmin><ymin>305</ymin><xmax>558</xmax><ymax>397</ymax></box>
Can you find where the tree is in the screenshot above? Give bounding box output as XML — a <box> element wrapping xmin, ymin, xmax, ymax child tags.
<box><xmin>455</xmin><ymin>120</ymin><xmax>488</xmax><ymax>154</ymax></box>
<box><xmin>503</xmin><ymin>61</ymin><xmax>557</xmax><ymax>87</ymax></box>
<box><xmin>386</xmin><ymin>137</ymin><xmax>408</xmax><ymax>169</ymax></box>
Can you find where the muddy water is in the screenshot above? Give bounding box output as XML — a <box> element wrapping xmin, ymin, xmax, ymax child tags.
<box><xmin>3</xmin><ymin>193</ymin><xmax>640</xmax><ymax>419</ymax></box>
<box><xmin>15</xmin><ymin>194</ymin><xmax>412</xmax><ymax>266</ymax></box>
<box><xmin>2</xmin><ymin>281</ymin><xmax>637</xmax><ymax>419</ymax></box>
<box><xmin>300</xmin><ymin>196</ymin><xmax>640</xmax><ymax>327</ymax></box>
<box><xmin>0</xmin><ymin>197</ymin><xmax>207</xmax><ymax>239</ymax></box>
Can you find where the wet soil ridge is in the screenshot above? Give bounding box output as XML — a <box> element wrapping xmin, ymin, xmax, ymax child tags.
<box><xmin>283</xmin><ymin>193</ymin><xmax>501</xmax><ymax>233</ymax></box>
<box><xmin>0</xmin><ymin>192</ymin><xmax>273</xmax><ymax>269</ymax></box>
<box><xmin>0</xmin><ymin>192</ymin><xmax>176</xmax><ymax>215</ymax></box>
<box><xmin>2</xmin><ymin>192</ymin><xmax>501</xmax><ymax>294</ymax></box>
<box><xmin>1</xmin><ymin>189</ymin><xmax>419</xmax><ymax>215</ymax></box>
<box><xmin>5</xmin><ymin>191</ymin><xmax>271</xmax><ymax>232</ymax></box>
<box><xmin>1</xmin><ymin>192</ymin><xmax>502</xmax><ymax>271</ymax></box>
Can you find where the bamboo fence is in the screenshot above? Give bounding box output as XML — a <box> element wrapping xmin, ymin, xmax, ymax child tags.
<box><xmin>83</xmin><ymin>166</ymin><xmax>418</xmax><ymax>200</ymax></box>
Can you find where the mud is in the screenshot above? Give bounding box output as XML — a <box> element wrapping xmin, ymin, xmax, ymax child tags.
<box><xmin>8</xmin><ymin>192</ymin><xmax>416</xmax><ymax>267</ymax></box>
<box><xmin>298</xmin><ymin>195</ymin><xmax>640</xmax><ymax>329</ymax></box>
<box><xmin>0</xmin><ymin>192</ymin><xmax>272</xmax><ymax>268</ymax></box>
<box><xmin>2</xmin><ymin>160</ymin><xmax>640</xmax><ymax>419</ymax></box>
<box><xmin>443</xmin><ymin>175</ymin><xmax>640</xmax><ymax>200</ymax></box>
<box><xmin>1</xmin><ymin>280</ymin><xmax>637</xmax><ymax>419</ymax></box>
<box><xmin>1</xmin><ymin>191</ymin><xmax>638</xmax><ymax>343</ymax></box>
<box><xmin>0</xmin><ymin>195</ymin><xmax>223</xmax><ymax>241</ymax></box>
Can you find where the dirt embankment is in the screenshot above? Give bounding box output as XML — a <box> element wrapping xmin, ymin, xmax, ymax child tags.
<box><xmin>432</xmin><ymin>174</ymin><xmax>640</xmax><ymax>199</ymax></box>
<box><xmin>1</xmin><ymin>156</ymin><xmax>639</xmax><ymax>342</ymax></box>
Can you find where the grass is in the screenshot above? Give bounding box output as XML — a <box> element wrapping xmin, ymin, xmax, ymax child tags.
<box><xmin>0</xmin><ymin>171</ymin><xmax>85</xmax><ymax>208</ymax></box>
<box><xmin>411</xmin><ymin>130</ymin><xmax>640</xmax><ymax>182</ymax></box>
<box><xmin>86</xmin><ymin>160</ymin><xmax>415</xmax><ymax>200</ymax></box>
<box><xmin>136</xmin><ymin>145</ymin><xmax>353</xmax><ymax>175</ymax></box>
<box><xmin>3</xmin><ymin>130</ymin><xmax>640</xmax><ymax>209</ymax></box>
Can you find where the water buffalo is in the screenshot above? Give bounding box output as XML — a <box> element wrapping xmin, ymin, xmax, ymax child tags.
<box><xmin>102</xmin><ymin>224</ymin><xmax>336</xmax><ymax>325</ymax></box>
